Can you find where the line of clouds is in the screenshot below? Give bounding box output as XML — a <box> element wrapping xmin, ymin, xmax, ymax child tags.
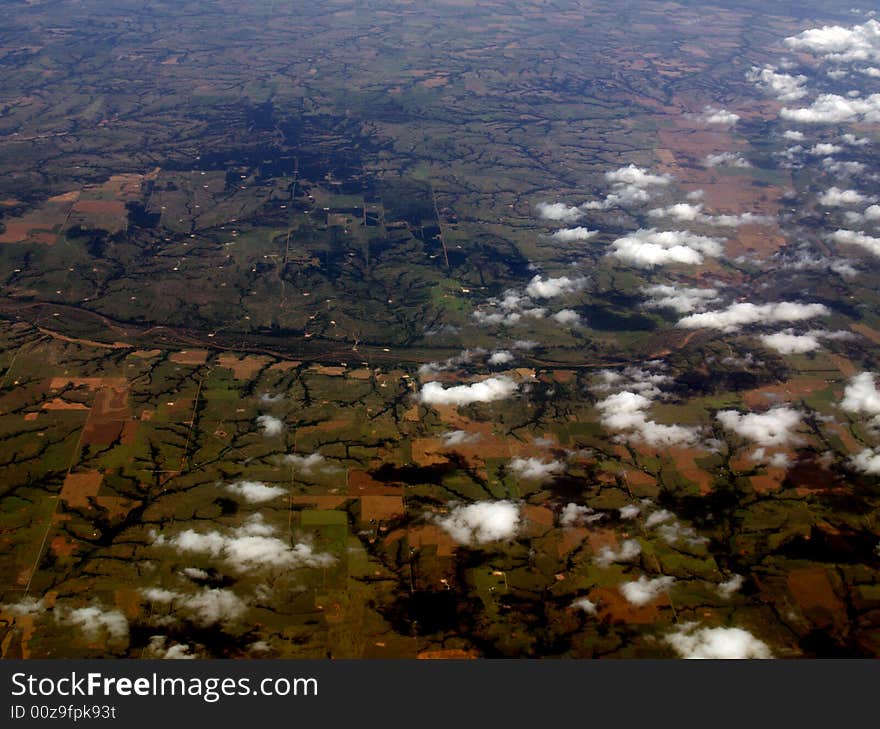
<box><xmin>677</xmin><ymin>301</ymin><xmax>830</xmax><ymax>332</ymax></box>
<box><xmin>152</xmin><ymin>514</ymin><xmax>335</xmax><ymax>573</ymax></box>
<box><xmin>419</xmin><ymin>375</ymin><xmax>519</xmax><ymax>407</ymax></box>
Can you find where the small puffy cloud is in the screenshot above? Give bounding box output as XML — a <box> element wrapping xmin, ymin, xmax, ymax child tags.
<box><xmin>437</xmin><ymin>501</ymin><xmax>520</xmax><ymax>544</ymax></box>
<box><xmin>61</xmin><ymin>606</ymin><xmax>129</xmax><ymax>642</ymax></box>
<box><xmin>419</xmin><ymin>376</ymin><xmax>518</xmax><ymax>407</ymax></box>
<box><xmin>784</xmin><ymin>19</ymin><xmax>880</xmax><ymax>64</ymax></box>
<box><xmin>224</xmin><ymin>480</ymin><xmax>286</xmax><ymax>504</ymax></box>
<box><xmin>666</xmin><ymin>623</ymin><xmax>772</xmax><ymax>659</ymax></box>
<box><xmin>781</xmin><ymin>93</ymin><xmax>880</xmax><ymax>124</ymax></box>
<box><xmin>488</xmin><ymin>350</ymin><xmax>514</xmax><ymax>366</ymax></box>
<box><xmin>704</xmin><ymin>152</ymin><xmax>751</xmax><ymax>168</ymax></box>
<box><xmin>441</xmin><ymin>430</ymin><xmax>481</xmax><ymax>446</ymax></box>
<box><xmin>716</xmin><ymin>406</ymin><xmax>804</xmax><ymax>447</ymax></box>
<box><xmin>817</xmin><ymin>187</ymin><xmax>875</xmax><ymax>206</ymax></box>
<box><xmin>550</xmin><ymin>226</ymin><xmax>598</xmax><ymax>242</ymax></box>
<box><xmin>619</xmin><ymin>575</ymin><xmax>675</xmax><ymax>606</ymax></box>
<box><xmin>595</xmin><ymin>539</ymin><xmax>642</xmax><ymax>568</ymax></box>
<box><xmin>642</xmin><ymin>284</ymin><xmax>720</xmax><ymax>314</ymax></box>
<box><xmin>759</xmin><ymin>331</ymin><xmax>822</xmax><ymax>354</ymax></box>
<box><xmin>281</xmin><ymin>452</ymin><xmax>327</xmax><ymax>474</ymax></box>
<box><xmin>644</xmin><ymin>509</ymin><xmax>674</xmax><ymax>528</ymax></box>
<box><xmin>605</xmin><ymin>165</ymin><xmax>672</xmax><ymax>188</ymax></box>
<box><xmin>144</xmin><ymin>636</ymin><xmax>197</xmax><ymax>659</ymax></box>
<box><xmin>851</xmin><ymin>447</ymin><xmax>880</xmax><ymax>474</ymax></box>
<box><xmin>830</xmin><ymin>229</ymin><xmax>880</xmax><ymax>256</ymax></box>
<box><xmin>808</xmin><ymin>143</ymin><xmax>843</xmax><ymax>156</ymax></box>
<box><xmin>256</xmin><ymin>414</ymin><xmax>284</xmax><ymax>436</ymax></box>
<box><xmin>525</xmin><ymin>274</ymin><xmax>584</xmax><ymax>299</ymax></box>
<box><xmin>536</xmin><ymin>202</ymin><xmax>583</xmax><ymax>222</ymax></box>
<box><xmin>717</xmin><ymin>574</ymin><xmax>745</xmax><ymax>598</ymax></box>
<box><xmin>509</xmin><ymin>457</ymin><xmax>564</xmax><ymax>482</ymax></box>
<box><xmin>583</xmin><ymin>165</ymin><xmax>672</xmax><ymax>210</ymax></box>
<box><xmin>609</xmin><ymin>228</ymin><xmax>724</xmax><ymax>268</ymax></box>
<box><xmin>677</xmin><ymin>301</ymin><xmax>829</xmax><ymax>332</ymax></box>
<box><xmin>865</xmin><ymin>205</ymin><xmax>880</xmax><ymax>221</ymax></box>
<box><xmin>841</xmin><ymin>372</ymin><xmax>880</xmax><ymax>416</ymax></box>
<box><xmin>701</xmin><ymin>106</ymin><xmax>740</xmax><ymax>127</ymax></box>
<box><xmin>783</xmin><ymin>130</ymin><xmax>805</xmax><ymax>140</ymax></box>
<box><xmin>619</xmin><ymin>504</ymin><xmax>641</xmax><ymax>520</ymax></box>
<box><xmin>842</xmin><ymin>133</ymin><xmax>871</xmax><ymax>146</ymax></box>
<box><xmin>571</xmin><ymin>597</ymin><xmax>597</xmax><ymax>615</ymax></box>
<box><xmin>747</xmin><ymin>65</ymin><xmax>808</xmax><ymax>101</ymax></box>
<box><xmin>560</xmin><ymin>503</ymin><xmax>601</xmax><ymax>527</ymax></box>
<box><xmin>551</xmin><ymin>308</ymin><xmax>581</xmax><ymax>326</ymax></box>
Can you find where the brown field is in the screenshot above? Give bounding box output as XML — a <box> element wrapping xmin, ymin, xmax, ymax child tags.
<box><xmin>169</xmin><ymin>349</ymin><xmax>209</xmax><ymax>365</ymax></box>
<box><xmin>60</xmin><ymin>470</ymin><xmax>103</xmax><ymax>509</ymax></box>
<box><xmin>360</xmin><ymin>495</ymin><xmax>405</xmax><ymax>522</ymax></box>
<box><xmin>217</xmin><ymin>353</ymin><xmax>271</xmax><ymax>379</ymax></box>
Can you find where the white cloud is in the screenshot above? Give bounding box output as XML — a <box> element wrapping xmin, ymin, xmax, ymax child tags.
<box><xmin>609</xmin><ymin>228</ymin><xmax>724</xmax><ymax>268</ymax></box>
<box><xmin>704</xmin><ymin>152</ymin><xmax>751</xmax><ymax>168</ymax></box>
<box><xmin>716</xmin><ymin>406</ymin><xmax>804</xmax><ymax>447</ymax></box>
<box><xmin>256</xmin><ymin>414</ymin><xmax>284</xmax><ymax>436</ymax></box>
<box><xmin>153</xmin><ymin>514</ymin><xmax>335</xmax><ymax>573</ymax></box>
<box><xmin>551</xmin><ymin>308</ymin><xmax>581</xmax><ymax>326</ymax></box>
<box><xmin>144</xmin><ymin>587</ymin><xmax>248</xmax><ymax>626</ymax></box>
<box><xmin>619</xmin><ymin>504</ymin><xmax>641</xmax><ymax>520</ymax></box>
<box><xmin>841</xmin><ymin>372</ymin><xmax>880</xmax><ymax>416</ymax></box>
<box><xmin>437</xmin><ymin>501</ymin><xmax>520</xmax><ymax>544</ymax></box>
<box><xmin>560</xmin><ymin>503</ymin><xmax>601</xmax><ymax>527</ymax></box>
<box><xmin>677</xmin><ymin>301</ymin><xmax>829</xmax><ymax>332</ymax></box>
<box><xmin>851</xmin><ymin>447</ymin><xmax>880</xmax><ymax>474</ymax></box>
<box><xmin>595</xmin><ymin>538</ymin><xmax>642</xmax><ymax>568</ymax></box>
<box><xmin>259</xmin><ymin>392</ymin><xmax>284</xmax><ymax>404</ymax></box>
<box><xmin>605</xmin><ymin>165</ymin><xmax>672</xmax><ymax>188</ymax></box>
<box><xmin>830</xmin><ymin>229</ymin><xmax>880</xmax><ymax>256</ymax></box>
<box><xmin>536</xmin><ymin>202</ymin><xmax>583</xmax><ymax>222</ymax></box>
<box><xmin>865</xmin><ymin>205</ymin><xmax>880</xmax><ymax>220</ymax></box>
<box><xmin>488</xmin><ymin>350</ymin><xmax>514</xmax><ymax>366</ymax></box>
<box><xmin>701</xmin><ymin>106</ymin><xmax>740</xmax><ymax>127</ymax></box>
<box><xmin>717</xmin><ymin>574</ymin><xmax>745</xmax><ymax>598</ymax></box>
<box><xmin>666</xmin><ymin>623</ymin><xmax>772</xmax><ymax>659</ymax></box>
<box><xmin>759</xmin><ymin>331</ymin><xmax>822</xmax><ymax>354</ymax></box>
<box><xmin>61</xmin><ymin>606</ymin><xmax>129</xmax><ymax>642</ymax></box>
<box><xmin>281</xmin><ymin>452</ymin><xmax>327</xmax><ymax>474</ymax></box>
<box><xmin>823</xmin><ymin>159</ymin><xmax>866</xmax><ymax>176</ymax></box>
<box><xmin>781</xmin><ymin>93</ymin><xmax>880</xmax><ymax>124</ymax></box>
<box><xmin>808</xmin><ymin>143</ymin><xmax>843</xmax><ymax>156</ymax></box>
<box><xmin>619</xmin><ymin>575</ymin><xmax>676</xmax><ymax>606</ymax></box>
<box><xmin>783</xmin><ymin>130</ymin><xmax>805</xmax><ymax>140</ymax></box>
<box><xmin>0</xmin><ymin>597</ymin><xmax>45</xmax><ymax>616</ymax></box>
<box><xmin>784</xmin><ymin>19</ymin><xmax>880</xmax><ymax>64</ymax></box>
<box><xmin>525</xmin><ymin>274</ymin><xmax>584</xmax><ymax>299</ymax></box>
<box><xmin>441</xmin><ymin>430</ymin><xmax>481</xmax><ymax>446</ymax></box>
<box><xmin>550</xmin><ymin>227</ymin><xmax>598</xmax><ymax>242</ymax></box>
<box><xmin>817</xmin><ymin>187</ymin><xmax>875</xmax><ymax>206</ymax></box>
<box><xmin>583</xmin><ymin>165</ymin><xmax>672</xmax><ymax>210</ymax></box>
<box><xmin>508</xmin><ymin>457</ymin><xmax>564</xmax><ymax>482</ymax></box>
<box><xmin>145</xmin><ymin>636</ymin><xmax>197</xmax><ymax>659</ymax></box>
<box><xmin>647</xmin><ymin>203</ymin><xmax>767</xmax><ymax>227</ymax></box>
<box><xmin>224</xmin><ymin>480</ymin><xmax>286</xmax><ymax>504</ymax></box>
<box><xmin>644</xmin><ymin>509</ymin><xmax>674</xmax><ymax>528</ymax></box>
<box><xmin>747</xmin><ymin>65</ymin><xmax>808</xmax><ymax>101</ymax></box>
<box><xmin>419</xmin><ymin>376</ymin><xmax>518</xmax><ymax>406</ymax></box>
<box><xmin>642</xmin><ymin>284</ymin><xmax>720</xmax><ymax>313</ymax></box>
<box><xmin>571</xmin><ymin>597</ymin><xmax>597</xmax><ymax>614</ymax></box>
<box><xmin>842</xmin><ymin>133</ymin><xmax>871</xmax><ymax>146</ymax></box>
<box><xmin>596</xmin><ymin>390</ymin><xmax>701</xmax><ymax>448</ymax></box>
